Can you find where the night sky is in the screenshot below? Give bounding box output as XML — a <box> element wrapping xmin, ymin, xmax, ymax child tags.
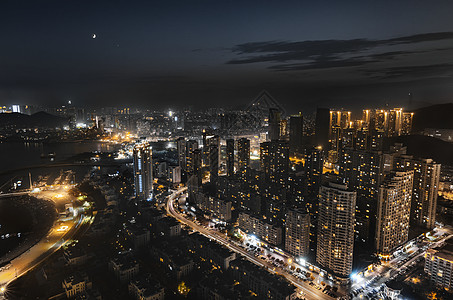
<box><xmin>1</xmin><ymin>0</ymin><xmax>453</xmax><ymax>112</ymax></box>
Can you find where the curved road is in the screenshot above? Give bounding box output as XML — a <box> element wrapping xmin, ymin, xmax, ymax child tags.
<box><xmin>166</xmin><ymin>187</ymin><xmax>334</xmax><ymax>300</ymax></box>
<box><xmin>0</xmin><ymin>188</ymin><xmax>90</xmax><ymax>296</ymax></box>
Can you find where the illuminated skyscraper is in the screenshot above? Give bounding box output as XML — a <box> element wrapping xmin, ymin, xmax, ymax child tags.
<box><xmin>186</xmin><ymin>140</ymin><xmax>199</xmax><ymax>173</ymax></box>
<box><xmin>133</xmin><ymin>142</ymin><xmax>153</xmax><ymax>200</ymax></box>
<box><xmin>376</xmin><ymin>171</ymin><xmax>414</xmax><ymax>256</ymax></box>
<box><xmin>226</xmin><ymin>139</ymin><xmax>235</xmax><ymax>177</ymax></box>
<box><xmin>362</xmin><ymin>108</ymin><xmax>409</xmax><ymax>137</ymax></box>
<box><xmin>260</xmin><ymin>140</ymin><xmax>289</xmax><ymax>188</ymax></box>
<box><xmin>395</xmin><ymin>156</ymin><xmax>441</xmax><ymax>229</ymax></box>
<box><xmin>237</xmin><ymin>138</ymin><xmax>250</xmax><ymax>171</ymax></box>
<box><xmin>401</xmin><ymin>112</ymin><xmax>414</xmax><ymax>135</ymax></box>
<box><xmin>285</xmin><ymin>208</ymin><xmax>310</xmax><ymax>258</ymax></box>
<box><xmin>316</xmin><ymin>182</ymin><xmax>356</xmax><ymax>278</ymax></box>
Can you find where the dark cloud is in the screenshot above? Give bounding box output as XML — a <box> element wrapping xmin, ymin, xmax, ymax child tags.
<box><xmin>364</xmin><ymin>64</ymin><xmax>453</xmax><ymax>80</ymax></box>
<box><xmin>227</xmin><ymin>32</ymin><xmax>453</xmax><ymax>72</ymax></box>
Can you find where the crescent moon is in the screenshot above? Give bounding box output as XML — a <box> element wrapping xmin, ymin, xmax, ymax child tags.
<box><xmin>92</xmin><ymin>34</ymin><xmax>96</xmax><ymax>39</ymax></box>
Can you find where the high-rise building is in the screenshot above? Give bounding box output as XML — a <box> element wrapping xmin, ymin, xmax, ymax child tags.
<box><xmin>316</xmin><ymin>182</ymin><xmax>356</xmax><ymax>278</ymax></box>
<box><xmin>339</xmin><ymin>148</ymin><xmax>385</xmax><ymax>243</ymax></box>
<box><xmin>226</xmin><ymin>139</ymin><xmax>235</xmax><ymax>177</ymax></box>
<box><xmin>329</xmin><ymin>110</ymin><xmax>351</xmax><ymax>131</ymax></box>
<box><xmin>315</xmin><ymin>108</ymin><xmax>330</xmax><ymax>149</ymax></box>
<box><xmin>280</xmin><ymin>119</ymin><xmax>289</xmax><ymax>140</ymax></box>
<box><xmin>260</xmin><ymin>140</ymin><xmax>289</xmax><ymax>189</ymax></box>
<box><xmin>268</xmin><ymin>108</ymin><xmax>281</xmax><ymax>141</ymax></box>
<box><xmin>401</xmin><ymin>112</ymin><xmax>414</xmax><ymax>135</ymax></box>
<box><xmin>362</xmin><ymin>108</ymin><xmax>409</xmax><ymax>137</ymax></box>
<box><xmin>375</xmin><ymin>171</ymin><xmax>414</xmax><ymax>256</ymax></box>
<box><xmin>133</xmin><ymin>142</ymin><xmax>153</xmax><ymax>200</ymax></box>
<box><xmin>260</xmin><ymin>142</ymin><xmax>271</xmax><ymax>181</ymax></box>
<box><xmin>395</xmin><ymin>156</ymin><xmax>441</xmax><ymax>229</ymax></box>
<box><xmin>186</xmin><ymin>140</ymin><xmax>199</xmax><ymax>174</ymax></box>
<box><xmin>285</xmin><ymin>209</ymin><xmax>310</xmax><ymax>258</ymax></box>
<box><xmin>176</xmin><ymin>137</ymin><xmax>186</xmax><ymax>171</ymax></box>
<box><xmin>327</xmin><ymin>110</ymin><xmax>351</xmax><ymax>162</ymax></box>
<box><xmin>209</xmin><ymin>144</ymin><xmax>219</xmax><ymax>184</ymax></box>
<box><xmin>289</xmin><ymin>113</ymin><xmax>304</xmax><ymax>155</ymax></box>
<box><xmin>305</xmin><ymin>147</ymin><xmax>323</xmax><ymax>198</ymax></box>
<box><xmin>237</xmin><ymin>138</ymin><xmax>250</xmax><ymax>172</ymax></box>
<box><xmin>192</xmin><ymin>148</ymin><xmax>202</xmax><ymax>186</ymax></box>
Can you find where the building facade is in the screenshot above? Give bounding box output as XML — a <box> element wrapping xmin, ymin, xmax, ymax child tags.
<box><xmin>133</xmin><ymin>142</ymin><xmax>153</xmax><ymax>200</ymax></box>
<box><xmin>285</xmin><ymin>209</ymin><xmax>310</xmax><ymax>258</ymax></box>
<box><xmin>375</xmin><ymin>171</ymin><xmax>414</xmax><ymax>256</ymax></box>
<box><xmin>316</xmin><ymin>182</ymin><xmax>356</xmax><ymax>278</ymax></box>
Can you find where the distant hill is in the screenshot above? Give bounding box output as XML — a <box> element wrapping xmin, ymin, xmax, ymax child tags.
<box><xmin>385</xmin><ymin>135</ymin><xmax>453</xmax><ymax>166</ymax></box>
<box><xmin>0</xmin><ymin>112</ymin><xmax>69</xmax><ymax>128</ymax></box>
<box><xmin>412</xmin><ymin>103</ymin><xmax>453</xmax><ymax>132</ymax></box>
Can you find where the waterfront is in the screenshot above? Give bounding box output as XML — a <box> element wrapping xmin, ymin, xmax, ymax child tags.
<box><xmin>0</xmin><ymin>141</ymin><xmax>118</xmax><ymax>172</ymax></box>
<box><xmin>0</xmin><ymin>140</ymin><xmax>120</xmax><ymax>271</ymax></box>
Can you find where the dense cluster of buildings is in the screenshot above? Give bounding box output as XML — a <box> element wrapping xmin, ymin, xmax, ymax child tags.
<box><xmin>129</xmin><ymin>98</ymin><xmax>444</xmax><ymax>288</ymax></box>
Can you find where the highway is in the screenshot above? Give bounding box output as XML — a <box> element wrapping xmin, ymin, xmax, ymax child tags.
<box><xmin>166</xmin><ymin>187</ymin><xmax>334</xmax><ymax>300</ymax></box>
<box><xmin>0</xmin><ymin>186</ymin><xmax>91</xmax><ymax>297</ymax></box>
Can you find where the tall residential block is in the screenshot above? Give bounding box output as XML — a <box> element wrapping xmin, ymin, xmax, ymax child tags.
<box><xmin>316</xmin><ymin>182</ymin><xmax>356</xmax><ymax>278</ymax></box>
<box><xmin>339</xmin><ymin>148</ymin><xmax>385</xmax><ymax>243</ymax></box>
<box><xmin>260</xmin><ymin>140</ymin><xmax>289</xmax><ymax>189</ymax></box>
<box><xmin>226</xmin><ymin>139</ymin><xmax>235</xmax><ymax>177</ymax></box>
<box><xmin>375</xmin><ymin>171</ymin><xmax>414</xmax><ymax>256</ymax></box>
<box><xmin>185</xmin><ymin>139</ymin><xmax>199</xmax><ymax>174</ymax></box>
<box><xmin>176</xmin><ymin>137</ymin><xmax>186</xmax><ymax>171</ymax></box>
<box><xmin>285</xmin><ymin>209</ymin><xmax>310</xmax><ymax>258</ymax></box>
<box><xmin>237</xmin><ymin>138</ymin><xmax>250</xmax><ymax>171</ymax></box>
<box><xmin>395</xmin><ymin>156</ymin><xmax>441</xmax><ymax>229</ymax></box>
<box><xmin>209</xmin><ymin>143</ymin><xmax>219</xmax><ymax>184</ymax></box>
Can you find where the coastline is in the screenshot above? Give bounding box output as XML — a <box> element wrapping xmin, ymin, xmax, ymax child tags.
<box><xmin>0</xmin><ymin>195</ymin><xmax>57</xmax><ymax>266</ymax></box>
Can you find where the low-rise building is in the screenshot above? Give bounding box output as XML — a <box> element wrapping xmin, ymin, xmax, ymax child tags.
<box><xmin>62</xmin><ymin>273</ymin><xmax>92</xmax><ymax>298</ymax></box>
<box><xmin>229</xmin><ymin>259</ymin><xmax>297</xmax><ymax>300</ymax></box>
<box><xmin>194</xmin><ymin>192</ymin><xmax>232</xmax><ymax>221</ymax></box>
<box><xmin>127</xmin><ymin>225</ymin><xmax>151</xmax><ymax>249</ymax></box>
<box><xmin>109</xmin><ymin>254</ymin><xmax>140</xmax><ymax>283</ymax></box>
<box><xmin>156</xmin><ymin>217</ymin><xmax>181</xmax><ymax>237</ymax></box>
<box><xmin>238</xmin><ymin>212</ymin><xmax>282</xmax><ymax>245</ymax></box>
<box><xmin>189</xmin><ymin>233</ymin><xmax>236</xmax><ymax>269</ymax></box>
<box><xmin>150</xmin><ymin>243</ymin><xmax>194</xmax><ymax>280</ymax></box>
<box><xmin>129</xmin><ymin>277</ymin><xmax>165</xmax><ymax>300</ymax></box>
<box><xmin>64</xmin><ymin>246</ymin><xmax>88</xmax><ymax>266</ymax></box>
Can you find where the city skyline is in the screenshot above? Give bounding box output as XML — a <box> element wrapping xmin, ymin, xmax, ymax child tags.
<box><xmin>1</xmin><ymin>1</ymin><xmax>453</xmax><ymax>300</ymax></box>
